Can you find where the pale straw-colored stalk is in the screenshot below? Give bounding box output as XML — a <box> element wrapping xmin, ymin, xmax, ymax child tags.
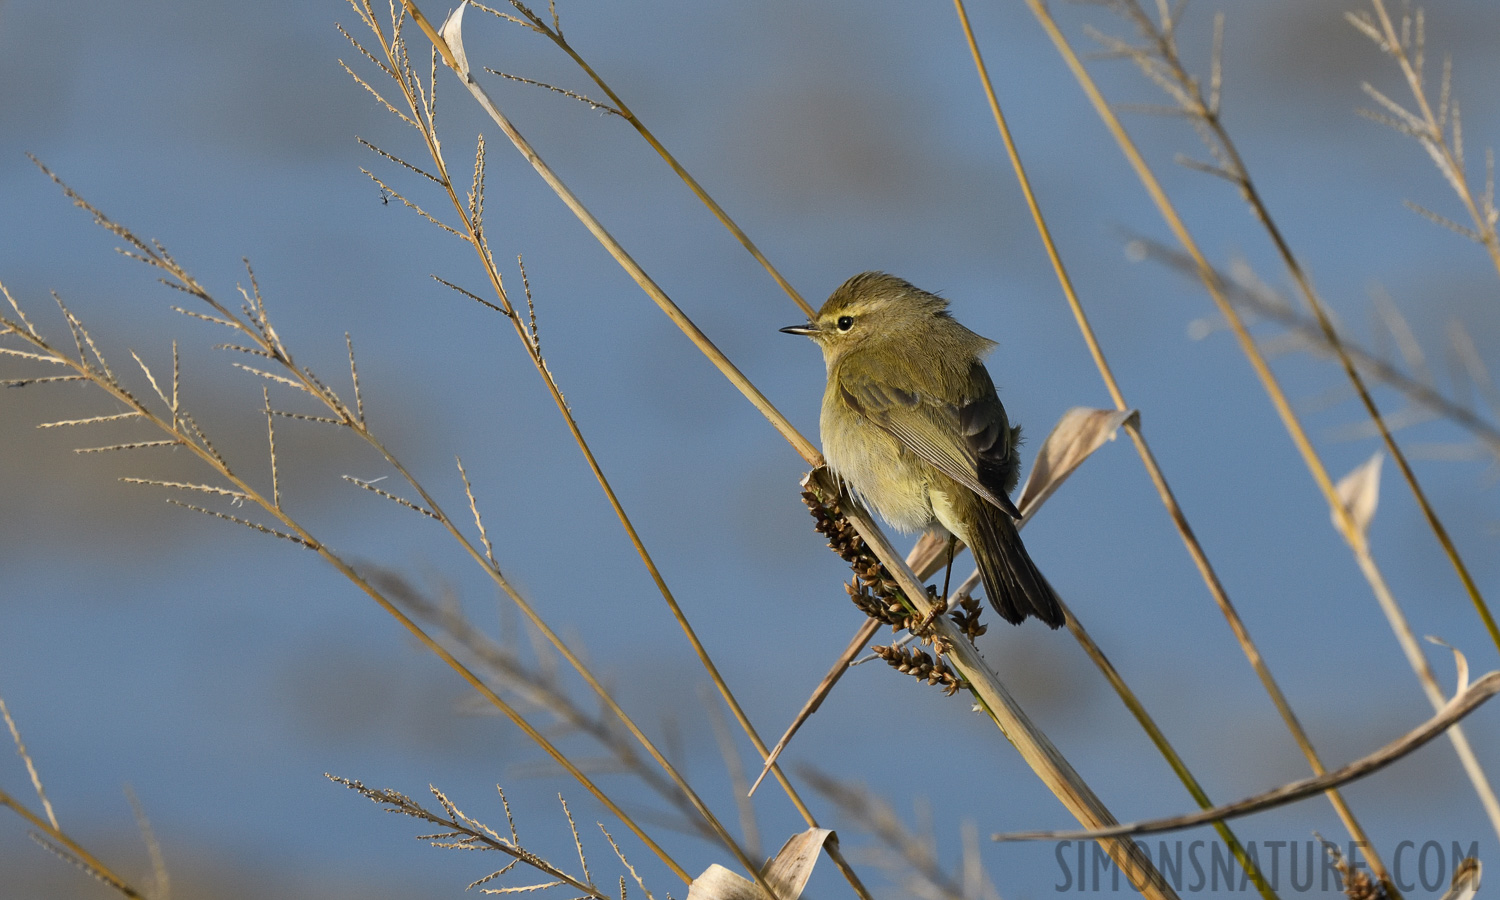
<box><xmin>339</xmin><ymin>4</ymin><xmax>794</xmax><ymax>891</ymax></box>
<box><xmin>352</xmin><ymin>2</ymin><xmax>869</xmax><ymax>893</ymax></box>
<box><xmin>0</xmin><ymin>786</ymin><xmax>146</xmax><ymax>899</ymax></box>
<box><xmin>950</xmin><ymin>1</ymin><xmax>1373</xmax><ymax>894</ymax></box>
<box><xmin>1071</xmin><ymin>0</ymin><xmax>1500</xmax><ymax>844</ymax></box>
<box><xmin>1011</xmin><ymin>0</ymin><xmax>1500</xmax><ymax>887</ymax></box>
<box><xmin>476</xmin><ymin>1</ymin><xmax>817</xmax><ymax>320</ymax></box>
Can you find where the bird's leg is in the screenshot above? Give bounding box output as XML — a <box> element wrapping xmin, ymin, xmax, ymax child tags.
<box><xmin>941</xmin><ymin>534</ymin><xmax>956</xmax><ymax>607</ymax></box>
<box><xmin>914</xmin><ymin>534</ymin><xmax>959</xmax><ymax>635</ymax></box>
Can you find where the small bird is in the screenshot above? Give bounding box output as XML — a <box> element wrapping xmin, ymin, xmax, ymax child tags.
<box><xmin>782</xmin><ymin>272</ymin><xmax>1064</xmax><ymax>628</ymax></box>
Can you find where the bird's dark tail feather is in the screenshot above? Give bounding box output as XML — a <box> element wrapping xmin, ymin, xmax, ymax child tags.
<box><xmin>970</xmin><ymin>503</ymin><xmax>1065</xmax><ymax>628</ymax></box>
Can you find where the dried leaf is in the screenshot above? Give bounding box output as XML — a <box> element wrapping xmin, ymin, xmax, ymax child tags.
<box><xmin>1443</xmin><ymin>858</ymin><xmax>1481</xmax><ymax>900</ymax></box>
<box><xmin>686</xmin><ymin>867</ymin><xmax>762</xmax><ymax>900</ymax></box>
<box><xmin>1427</xmin><ymin>636</ymin><xmax>1471</xmax><ymax>697</ymax></box>
<box><xmin>685</xmin><ymin>829</ymin><xmax>830</xmax><ymax>900</ymax></box>
<box><xmin>440</xmin><ymin>1</ymin><xmax>470</xmax><ymax>78</ymax></box>
<box><xmin>1332</xmin><ymin>451</ymin><xmax>1383</xmax><ymax>538</ymax></box>
<box><xmin>1015</xmin><ymin>407</ymin><xmax>1137</xmax><ymax>518</ymax></box>
<box><xmin>995</xmin><ymin>670</ymin><xmax>1500</xmax><ymax>842</ymax></box>
<box><xmin>760</xmin><ymin>828</ymin><xmax>831</xmax><ymax>900</ymax></box>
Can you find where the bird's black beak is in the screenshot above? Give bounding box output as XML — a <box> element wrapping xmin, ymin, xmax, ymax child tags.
<box><xmin>779</xmin><ymin>323</ymin><xmax>819</xmax><ymax>336</ymax></box>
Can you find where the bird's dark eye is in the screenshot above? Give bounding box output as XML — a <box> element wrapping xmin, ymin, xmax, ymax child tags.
<box><xmin>836</xmin><ymin>315</ymin><xmax>854</xmax><ymax>332</ymax></box>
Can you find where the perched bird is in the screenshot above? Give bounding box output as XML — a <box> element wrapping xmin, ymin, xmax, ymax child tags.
<box><xmin>782</xmin><ymin>272</ymin><xmax>1064</xmax><ymax>628</ymax></box>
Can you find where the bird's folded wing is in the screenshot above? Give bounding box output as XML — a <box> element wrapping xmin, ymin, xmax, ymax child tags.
<box><xmin>839</xmin><ymin>373</ymin><xmax>1021</xmax><ymax>519</ymax></box>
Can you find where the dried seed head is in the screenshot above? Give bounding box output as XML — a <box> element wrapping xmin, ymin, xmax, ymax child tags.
<box><xmin>1322</xmin><ymin>839</ymin><xmax>1391</xmax><ymax>900</ymax></box>
<box><xmin>871</xmin><ymin>644</ymin><xmax>969</xmax><ymax>697</ymax></box>
<box><xmin>950</xmin><ymin>595</ymin><xmax>988</xmax><ymax>643</ymax></box>
<box><xmin>803</xmin><ymin>485</ymin><xmax>909</xmax><ymax>618</ymax></box>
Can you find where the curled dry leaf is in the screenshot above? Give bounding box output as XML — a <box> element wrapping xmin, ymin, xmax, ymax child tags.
<box><xmin>1427</xmin><ymin>635</ymin><xmax>1472</xmax><ymax>697</ymax></box>
<box><xmin>438</xmin><ymin>1</ymin><xmax>471</xmax><ymax>78</ymax></box>
<box><xmin>686</xmin><ymin>829</ymin><xmax>831</xmax><ymax>900</ymax></box>
<box><xmin>1442</xmin><ymin>857</ymin><xmax>1481</xmax><ymax>900</ymax></box>
<box><xmin>1015</xmin><ymin>406</ymin><xmax>1137</xmax><ymax>519</ymax></box>
<box><xmin>1332</xmin><ymin>450</ymin><xmax>1383</xmax><ymax>539</ymax></box>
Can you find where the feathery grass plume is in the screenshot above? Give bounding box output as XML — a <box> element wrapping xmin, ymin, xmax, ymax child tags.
<box><xmin>3</xmin><ymin>168</ymin><xmax>699</xmax><ymax>883</ymax></box>
<box><xmin>0</xmin><ymin>698</ymin><xmax>148</xmax><ymax>899</ymax></box>
<box><xmin>1348</xmin><ymin>1</ymin><xmax>1500</xmax><ymax>278</ymax></box>
<box><xmin>330</xmin><ymin>776</ymin><xmax>622</xmax><ymax>898</ymax></box>
<box><xmin>341</xmin><ymin>5</ymin><xmax>865</xmax><ymax>893</ymax></box>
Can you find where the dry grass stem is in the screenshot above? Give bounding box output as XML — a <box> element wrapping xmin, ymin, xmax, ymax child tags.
<box><xmin>124</xmin><ymin>786</ymin><xmax>169</xmax><ymax>900</ymax></box>
<box><xmin>996</xmin><ymin>668</ymin><xmax>1500</xmax><ymax>842</ymax></box>
<box><xmin>472</xmin><ymin>1</ymin><xmax>815</xmax><ymax>317</ymax></box>
<box><xmin>804</xmin><ymin>468</ymin><xmax>1180</xmax><ymax>900</ymax></box>
<box><xmin>1</xmin><ymin>699</ymin><xmax>58</xmax><ymax>831</ymax></box>
<box><xmin>1133</xmin><ymin>0</ymin><xmax>1499</xmax><ymax>659</ymax></box>
<box><xmin>702</xmin><ymin>689</ymin><xmax>763</xmax><ymax>861</ymax></box>
<box><xmin>950</xmin><ymin>3</ymin><xmax>1304</xmax><ymax>893</ymax></box>
<box><xmin>0</xmin><ymin>706</ymin><xmax>145</xmax><ymax>898</ymax></box>
<box><xmin>368</xmin><ymin>569</ymin><xmax>718</xmax><ymax>841</ymax></box>
<box><xmin>1008</xmin><ymin>2</ymin><xmax>1500</xmax><ymax>888</ymax></box>
<box><xmin>1072</xmin><ymin>0</ymin><xmax>1500</xmax><ymax>848</ymax></box>
<box><xmin>352</xmin><ymin>5</ymin><xmax>873</xmax><ymax>894</ymax></box>
<box><xmin>753</xmin><ymin>404</ymin><xmax>1135</xmax><ymax>790</ymax></box>
<box><xmin>1139</xmin><ymin>239</ymin><xmax>1500</xmax><ymax>464</ymax></box>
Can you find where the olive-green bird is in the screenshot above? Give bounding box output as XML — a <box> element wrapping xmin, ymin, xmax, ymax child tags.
<box><xmin>782</xmin><ymin>271</ymin><xmax>1064</xmax><ymax>628</ymax></box>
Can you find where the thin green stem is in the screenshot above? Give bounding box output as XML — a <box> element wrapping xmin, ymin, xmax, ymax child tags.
<box><xmin>1009</xmin><ymin>1</ymin><xmax>1397</xmax><ymax>891</ymax></box>
<box><xmin>0</xmin><ymin>788</ymin><xmax>145</xmax><ymax>899</ymax></box>
<box><xmin>950</xmin><ymin>4</ymin><xmax>1276</xmax><ymax>896</ymax></box>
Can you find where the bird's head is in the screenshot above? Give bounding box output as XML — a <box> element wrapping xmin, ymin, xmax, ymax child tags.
<box><xmin>780</xmin><ymin>271</ymin><xmax>954</xmax><ymax>367</ymax></box>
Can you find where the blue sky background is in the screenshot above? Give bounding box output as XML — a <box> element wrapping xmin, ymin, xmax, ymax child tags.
<box><xmin>3</xmin><ymin>1</ymin><xmax>1500</xmax><ymax>898</ymax></box>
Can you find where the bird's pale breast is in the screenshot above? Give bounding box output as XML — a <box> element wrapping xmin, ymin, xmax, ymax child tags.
<box><xmin>820</xmin><ymin>386</ymin><xmax>936</xmax><ymax>533</ymax></box>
